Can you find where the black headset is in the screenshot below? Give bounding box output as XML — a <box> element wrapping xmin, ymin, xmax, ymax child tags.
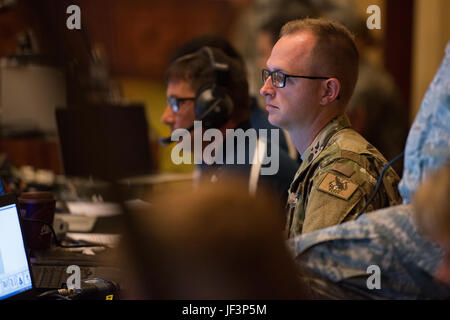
<box><xmin>194</xmin><ymin>46</ymin><xmax>234</xmax><ymax>129</ymax></box>
<box><xmin>159</xmin><ymin>46</ymin><xmax>234</xmax><ymax>145</ymax></box>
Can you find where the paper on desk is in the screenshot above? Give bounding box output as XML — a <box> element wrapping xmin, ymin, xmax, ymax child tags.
<box><xmin>66</xmin><ymin>201</ymin><xmax>122</xmax><ymax>217</ymax></box>
<box><xmin>125</xmin><ymin>199</ymin><xmax>152</xmax><ymax>210</ymax></box>
<box><xmin>55</xmin><ymin>213</ymin><xmax>97</xmax><ymax>232</ymax></box>
<box><xmin>66</xmin><ymin>232</ymin><xmax>120</xmax><ymax>247</ymax></box>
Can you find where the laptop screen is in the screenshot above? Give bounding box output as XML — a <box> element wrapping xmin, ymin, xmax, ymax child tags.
<box><xmin>0</xmin><ymin>201</ymin><xmax>33</xmax><ymax>299</ymax></box>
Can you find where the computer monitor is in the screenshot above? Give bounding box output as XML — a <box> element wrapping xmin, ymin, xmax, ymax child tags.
<box><xmin>0</xmin><ymin>194</ymin><xmax>33</xmax><ymax>300</ymax></box>
<box><xmin>56</xmin><ymin>104</ymin><xmax>154</xmax><ymax>182</ymax></box>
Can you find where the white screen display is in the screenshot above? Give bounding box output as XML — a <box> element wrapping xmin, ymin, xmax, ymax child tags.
<box><xmin>0</xmin><ymin>204</ymin><xmax>32</xmax><ymax>299</ymax></box>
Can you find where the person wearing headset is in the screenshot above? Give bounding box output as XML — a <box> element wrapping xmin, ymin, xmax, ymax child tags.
<box><xmin>167</xmin><ymin>34</ymin><xmax>300</xmax><ymax>164</ymax></box>
<box><xmin>161</xmin><ymin>46</ymin><xmax>298</xmax><ymax>208</ymax></box>
<box><xmin>260</xmin><ymin>18</ymin><xmax>402</xmax><ymax>237</ymax></box>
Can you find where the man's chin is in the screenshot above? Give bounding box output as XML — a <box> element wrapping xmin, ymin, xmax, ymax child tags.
<box><xmin>268</xmin><ymin>114</ymin><xmax>282</xmax><ymax>128</ymax></box>
<box><xmin>269</xmin><ymin>115</ymin><xmax>291</xmax><ymax>131</ymax></box>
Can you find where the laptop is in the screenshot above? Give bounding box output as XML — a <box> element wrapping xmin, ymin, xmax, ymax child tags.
<box><xmin>0</xmin><ymin>193</ymin><xmax>123</xmax><ymax>300</ymax></box>
<box><xmin>0</xmin><ymin>193</ymin><xmax>35</xmax><ymax>300</ymax></box>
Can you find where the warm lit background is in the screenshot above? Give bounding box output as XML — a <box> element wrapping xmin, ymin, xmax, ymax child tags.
<box><xmin>0</xmin><ymin>0</ymin><xmax>448</xmax><ymax>175</ymax></box>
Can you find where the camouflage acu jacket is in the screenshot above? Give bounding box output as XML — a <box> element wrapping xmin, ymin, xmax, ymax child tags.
<box><xmin>288</xmin><ymin>204</ymin><xmax>450</xmax><ymax>299</ymax></box>
<box><xmin>286</xmin><ymin>114</ymin><xmax>402</xmax><ymax>238</ymax></box>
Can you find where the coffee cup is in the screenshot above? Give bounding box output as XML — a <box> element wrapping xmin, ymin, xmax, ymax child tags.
<box><xmin>18</xmin><ymin>192</ymin><xmax>56</xmax><ymax>250</ymax></box>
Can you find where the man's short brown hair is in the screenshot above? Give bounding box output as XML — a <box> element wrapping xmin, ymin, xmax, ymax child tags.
<box><xmin>280</xmin><ymin>18</ymin><xmax>359</xmax><ymax>105</ymax></box>
<box><xmin>165</xmin><ymin>48</ymin><xmax>250</xmax><ymax>124</ymax></box>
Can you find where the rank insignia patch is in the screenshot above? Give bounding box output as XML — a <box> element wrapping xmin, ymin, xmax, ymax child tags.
<box><xmin>317</xmin><ymin>173</ymin><xmax>358</xmax><ymax>200</ymax></box>
<box><xmin>288</xmin><ymin>192</ymin><xmax>299</xmax><ymax>208</ymax></box>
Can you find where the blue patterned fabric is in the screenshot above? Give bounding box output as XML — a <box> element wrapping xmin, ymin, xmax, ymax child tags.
<box><xmin>289</xmin><ymin>205</ymin><xmax>450</xmax><ymax>299</ymax></box>
<box><xmin>399</xmin><ymin>43</ymin><xmax>450</xmax><ymax>203</ymax></box>
<box><xmin>288</xmin><ymin>42</ymin><xmax>450</xmax><ymax>299</ymax></box>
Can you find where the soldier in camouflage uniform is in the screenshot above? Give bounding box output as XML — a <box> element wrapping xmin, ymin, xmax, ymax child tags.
<box><xmin>285</xmin><ymin>114</ymin><xmax>401</xmax><ymax>237</ymax></box>
<box><xmin>259</xmin><ymin>18</ymin><xmax>402</xmax><ymax>238</ymax></box>
<box><xmin>288</xmin><ymin>42</ymin><xmax>450</xmax><ymax>299</ymax></box>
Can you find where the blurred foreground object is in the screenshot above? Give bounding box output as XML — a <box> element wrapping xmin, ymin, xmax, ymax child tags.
<box><xmin>413</xmin><ymin>163</ymin><xmax>450</xmax><ymax>286</ymax></box>
<box><xmin>120</xmin><ymin>175</ymin><xmax>305</xmax><ymax>299</ymax></box>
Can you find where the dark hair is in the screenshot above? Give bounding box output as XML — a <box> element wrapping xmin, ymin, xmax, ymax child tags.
<box><xmin>280</xmin><ymin>18</ymin><xmax>359</xmax><ymax>105</ymax></box>
<box><xmin>169</xmin><ymin>34</ymin><xmax>244</xmax><ymax>66</ymax></box>
<box><xmin>120</xmin><ymin>175</ymin><xmax>306</xmax><ymax>299</ymax></box>
<box><xmin>165</xmin><ymin>46</ymin><xmax>250</xmax><ymax>124</ymax></box>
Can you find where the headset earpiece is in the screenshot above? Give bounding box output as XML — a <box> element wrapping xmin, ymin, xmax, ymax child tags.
<box><xmin>195</xmin><ymin>83</ymin><xmax>233</xmax><ymax>129</ymax></box>
<box><xmin>194</xmin><ymin>47</ymin><xmax>234</xmax><ymax>129</ymax></box>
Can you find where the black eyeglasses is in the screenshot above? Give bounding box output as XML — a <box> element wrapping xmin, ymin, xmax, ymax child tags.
<box><xmin>262</xmin><ymin>69</ymin><xmax>331</xmax><ymax>88</ymax></box>
<box><xmin>167</xmin><ymin>96</ymin><xmax>196</xmax><ymax>112</ymax></box>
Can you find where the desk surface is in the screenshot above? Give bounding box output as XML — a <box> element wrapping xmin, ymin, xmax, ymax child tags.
<box><xmin>30</xmin><ymin>214</ymin><xmax>125</xmax><ymax>293</ymax></box>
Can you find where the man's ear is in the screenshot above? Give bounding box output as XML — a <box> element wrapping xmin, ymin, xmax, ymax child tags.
<box><xmin>319</xmin><ymin>78</ymin><xmax>341</xmax><ymax>105</ymax></box>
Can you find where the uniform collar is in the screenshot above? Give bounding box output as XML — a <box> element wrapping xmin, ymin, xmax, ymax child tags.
<box><xmin>300</xmin><ymin>114</ymin><xmax>351</xmax><ymax>167</ymax></box>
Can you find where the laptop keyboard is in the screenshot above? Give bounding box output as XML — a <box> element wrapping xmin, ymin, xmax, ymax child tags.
<box><xmin>31</xmin><ymin>265</ymin><xmax>123</xmax><ymax>290</ymax></box>
<box><xmin>32</xmin><ymin>265</ymin><xmax>95</xmax><ymax>289</ymax></box>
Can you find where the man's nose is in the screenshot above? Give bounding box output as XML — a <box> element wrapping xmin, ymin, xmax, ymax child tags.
<box><xmin>161</xmin><ymin>105</ymin><xmax>174</xmax><ymax>126</ymax></box>
<box><xmin>260</xmin><ymin>76</ymin><xmax>275</xmax><ymax>97</ymax></box>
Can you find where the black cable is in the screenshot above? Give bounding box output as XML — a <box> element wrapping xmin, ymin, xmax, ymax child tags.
<box><xmin>358</xmin><ymin>151</ymin><xmax>404</xmax><ymax>215</ymax></box>
<box><xmin>37</xmin><ymin>288</ymin><xmax>80</xmax><ymax>300</ymax></box>
<box><xmin>22</xmin><ymin>218</ymin><xmax>104</xmax><ymax>248</ymax></box>
<box><xmin>38</xmin><ymin>294</ymin><xmax>71</xmax><ymax>300</ymax></box>
<box><xmin>37</xmin><ymin>290</ymin><xmax>72</xmax><ymax>300</ymax></box>
<box><xmin>37</xmin><ymin>289</ymin><xmax>68</xmax><ymax>300</ymax></box>
<box><xmin>37</xmin><ymin>289</ymin><xmax>59</xmax><ymax>298</ymax></box>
